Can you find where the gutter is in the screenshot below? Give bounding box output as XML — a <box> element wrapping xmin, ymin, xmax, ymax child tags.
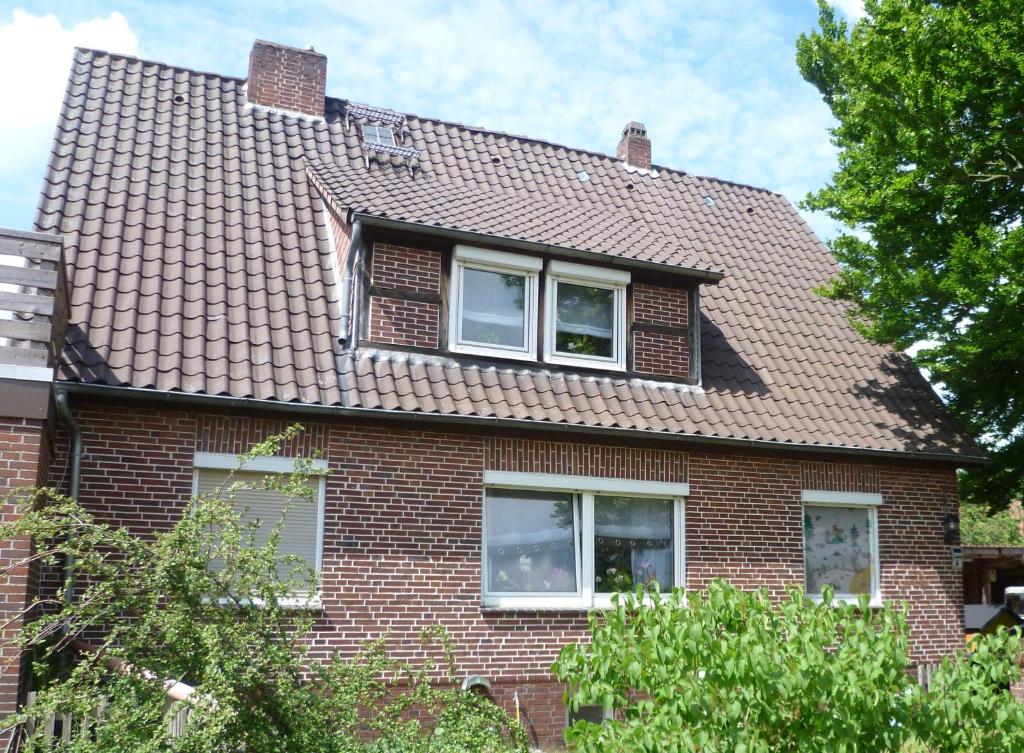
<box><xmin>347</xmin><ymin>212</ymin><xmax>725</xmax><ymax>284</ymax></box>
<box><xmin>53</xmin><ymin>389</ymin><xmax>82</xmax><ymax>605</ymax></box>
<box><xmin>59</xmin><ymin>382</ymin><xmax>988</xmax><ymax>467</ymax></box>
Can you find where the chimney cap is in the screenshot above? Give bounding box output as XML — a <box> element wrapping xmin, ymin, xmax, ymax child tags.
<box><xmin>622</xmin><ymin>121</ymin><xmax>648</xmax><ymax>139</ymax></box>
<box><xmin>252</xmin><ymin>38</ymin><xmax>326</xmax><ymax>58</ymax></box>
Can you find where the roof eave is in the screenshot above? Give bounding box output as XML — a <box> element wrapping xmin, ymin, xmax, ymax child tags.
<box><xmin>348</xmin><ymin>211</ymin><xmax>725</xmax><ymax>284</ymax></box>
<box><xmin>58</xmin><ymin>381</ymin><xmax>986</xmax><ymax>467</ymax></box>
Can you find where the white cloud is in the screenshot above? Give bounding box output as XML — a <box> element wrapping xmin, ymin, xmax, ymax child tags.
<box><xmin>0</xmin><ymin>8</ymin><xmax>138</xmax><ymax>175</ymax></box>
<box><xmin>0</xmin><ymin>1</ymin><xmax>842</xmax><ymax>240</ymax></box>
<box><xmin>830</xmin><ymin>0</ymin><xmax>866</xmax><ymax>21</ymax></box>
<box><xmin>294</xmin><ymin>0</ymin><xmax>836</xmax><ymax>205</ymax></box>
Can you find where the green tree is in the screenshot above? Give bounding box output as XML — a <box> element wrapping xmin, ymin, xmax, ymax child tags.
<box><xmin>961</xmin><ymin>500</ymin><xmax>1024</xmax><ymax>545</ymax></box>
<box><xmin>553</xmin><ymin>581</ymin><xmax>1024</xmax><ymax>753</ymax></box>
<box><xmin>1</xmin><ymin>426</ymin><xmax>526</xmax><ymax>753</ymax></box>
<box><xmin>796</xmin><ymin>0</ymin><xmax>1024</xmax><ymax>507</ymax></box>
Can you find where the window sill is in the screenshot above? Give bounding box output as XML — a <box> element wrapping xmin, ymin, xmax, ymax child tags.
<box><xmin>545</xmin><ymin>352</ymin><xmax>626</xmax><ymax>372</ymax></box>
<box><xmin>482</xmin><ymin>593</ymin><xmax>675</xmax><ymax>612</ymax></box>
<box><xmin>209</xmin><ymin>595</ymin><xmax>324</xmax><ymax>611</ymax></box>
<box><xmin>808</xmin><ymin>594</ymin><xmax>883</xmax><ymax>609</ymax></box>
<box><xmin>450</xmin><ymin>342</ymin><xmax>537</xmax><ymax>362</ymax></box>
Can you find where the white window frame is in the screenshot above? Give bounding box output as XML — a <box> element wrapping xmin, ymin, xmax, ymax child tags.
<box><xmin>566</xmin><ymin>703</ymin><xmax>613</xmax><ymax>728</ymax></box>
<box><xmin>192</xmin><ymin>453</ymin><xmax>329</xmax><ymax>609</ymax></box>
<box><xmin>801</xmin><ymin>490</ymin><xmax>882</xmax><ymax>608</ymax></box>
<box><xmin>362</xmin><ymin>123</ymin><xmax>396</xmax><ymax>146</ymax></box>
<box><xmin>481</xmin><ymin>471</ymin><xmax>687</xmax><ymax>609</ymax></box>
<box><xmin>448</xmin><ymin>245</ymin><xmax>541</xmax><ymax>361</ymax></box>
<box><xmin>543</xmin><ymin>260</ymin><xmax>629</xmax><ymax>371</ymax></box>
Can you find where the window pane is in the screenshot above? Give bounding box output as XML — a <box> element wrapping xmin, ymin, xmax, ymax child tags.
<box><xmin>486</xmin><ymin>489</ymin><xmax>577</xmax><ymax>593</ymax></box>
<box><xmin>803</xmin><ymin>505</ymin><xmax>873</xmax><ymax>596</ymax></box>
<box><xmin>364</xmin><ymin>125</ymin><xmax>395</xmax><ymax>145</ymax></box>
<box><xmin>555</xmin><ymin>282</ymin><xmax>614</xmax><ymax>358</ymax></box>
<box><xmin>568</xmin><ymin>705</ymin><xmax>606</xmax><ymax>726</ymax></box>
<box><xmin>594</xmin><ymin>496</ymin><xmax>673</xmax><ymax>592</ymax></box>
<box><xmin>196</xmin><ymin>469</ymin><xmax>319</xmax><ymax>592</ymax></box>
<box><xmin>460</xmin><ymin>267</ymin><xmax>527</xmax><ymax>348</ymax></box>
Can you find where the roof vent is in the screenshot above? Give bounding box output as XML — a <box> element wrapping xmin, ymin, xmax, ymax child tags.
<box><xmin>703</xmin><ymin>195</ymin><xmax>715</xmax><ymax>207</ymax></box>
<box><xmin>576</xmin><ymin>169</ymin><xmax>590</xmax><ymax>182</ymax></box>
<box><xmin>617</xmin><ymin>121</ymin><xmax>651</xmax><ymax>170</ymax></box>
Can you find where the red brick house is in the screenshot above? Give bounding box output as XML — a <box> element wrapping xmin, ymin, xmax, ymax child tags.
<box><xmin>0</xmin><ymin>40</ymin><xmax>984</xmax><ymax>746</ymax></box>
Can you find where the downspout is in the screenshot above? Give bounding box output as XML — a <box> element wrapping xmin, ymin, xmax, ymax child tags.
<box><xmin>54</xmin><ymin>389</ymin><xmax>81</xmax><ymax>605</ymax></box>
<box><xmin>338</xmin><ymin>218</ymin><xmax>363</xmax><ymax>347</ymax></box>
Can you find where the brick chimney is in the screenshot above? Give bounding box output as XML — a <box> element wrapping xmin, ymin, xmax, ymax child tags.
<box><xmin>247</xmin><ymin>40</ymin><xmax>327</xmax><ymax>118</ymax></box>
<box><xmin>617</xmin><ymin>121</ymin><xmax>652</xmax><ymax>170</ymax></box>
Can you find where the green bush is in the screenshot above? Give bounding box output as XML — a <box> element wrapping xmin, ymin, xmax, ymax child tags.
<box><xmin>1</xmin><ymin>426</ymin><xmax>527</xmax><ymax>753</ymax></box>
<box><xmin>554</xmin><ymin>581</ymin><xmax>1024</xmax><ymax>753</ymax></box>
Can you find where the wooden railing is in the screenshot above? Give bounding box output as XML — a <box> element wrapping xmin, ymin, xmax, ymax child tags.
<box><xmin>21</xmin><ymin>692</ymin><xmax>192</xmax><ymax>745</ymax></box>
<box><xmin>0</xmin><ymin>229</ymin><xmax>67</xmax><ymax>372</ymax></box>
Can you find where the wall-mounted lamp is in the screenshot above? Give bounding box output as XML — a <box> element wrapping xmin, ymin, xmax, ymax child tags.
<box><xmin>943</xmin><ymin>511</ymin><xmax>961</xmax><ymax>545</ymax></box>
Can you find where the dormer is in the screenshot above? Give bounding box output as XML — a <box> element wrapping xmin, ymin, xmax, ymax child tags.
<box><xmin>345</xmin><ymin>233</ymin><xmax>707</xmax><ymax>385</ymax></box>
<box><xmin>307</xmin><ymin>121</ymin><xmax>720</xmax><ymax>387</ymax></box>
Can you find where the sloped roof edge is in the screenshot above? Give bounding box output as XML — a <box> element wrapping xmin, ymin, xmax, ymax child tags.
<box><xmin>57</xmin><ymin>382</ymin><xmax>988</xmax><ymax>466</ymax></box>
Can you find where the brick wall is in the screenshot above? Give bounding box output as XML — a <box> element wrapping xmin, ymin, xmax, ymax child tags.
<box><xmin>327</xmin><ymin>205</ymin><xmax>352</xmax><ymax>276</ymax></box>
<box><xmin>0</xmin><ymin>418</ymin><xmax>50</xmax><ymax>735</ymax></box>
<box><xmin>877</xmin><ymin>465</ymin><xmax>962</xmax><ymax>662</ymax></box>
<box><xmin>632</xmin><ymin>283</ymin><xmax>689</xmax><ymax>379</ymax></box>
<box><xmin>46</xmin><ymin>401</ymin><xmax>967</xmax><ymax>747</ymax></box>
<box><xmin>367</xmin><ymin>243</ymin><xmax>441</xmax><ymax>348</ymax></box>
<box><xmin>247</xmin><ymin>40</ymin><xmax>326</xmax><ymax>118</ymax></box>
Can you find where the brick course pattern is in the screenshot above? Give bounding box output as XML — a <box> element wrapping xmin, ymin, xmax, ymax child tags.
<box><xmin>45</xmin><ymin>401</ymin><xmax>966</xmax><ymax>747</ymax></box>
<box><xmin>367</xmin><ymin>243</ymin><xmax>442</xmax><ymax>347</ymax></box>
<box><xmin>0</xmin><ymin>418</ymin><xmax>50</xmax><ymax>737</ymax></box>
<box><xmin>800</xmin><ymin>461</ymin><xmax>881</xmax><ymax>493</ymax></box>
<box><xmin>368</xmin><ymin>297</ymin><xmax>440</xmax><ymax>348</ymax></box>
<box><xmin>631</xmin><ymin>283</ymin><xmax>689</xmax><ymax>379</ymax></box>
<box><xmin>370</xmin><ymin>244</ymin><xmax>442</xmax><ymax>294</ymax></box>
<box><xmin>616</xmin><ymin>133</ymin><xmax>651</xmax><ymax>171</ymax></box>
<box><xmin>247</xmin><ymin>40</ymin><xmax>326</xmax><ymax>118</ymax></box>
<box><xmin>485</xmin><ymin>437</ymin><xmax>686</xmax><ymax>482</ymax></box>
<box><xmin>327</xmin><ymin>206</ymin><xmax>352</xmax><ymax>277</ymax></box>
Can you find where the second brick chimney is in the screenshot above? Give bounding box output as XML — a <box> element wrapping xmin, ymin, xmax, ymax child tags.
<box><xmin>617</xmin><ymin>121</ymin><xmax>652</xmax><ymax>171</ymax></box>
<box><xmin>247</xmin><ymin>40</ymin><xmax>326</xmax><ymax>118</ymax></box>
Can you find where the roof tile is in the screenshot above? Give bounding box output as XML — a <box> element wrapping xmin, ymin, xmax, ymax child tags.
<box><xmin>42</xmin><ymin>48</ymin><xmax>979</xmax><ymax>458</ymax></box>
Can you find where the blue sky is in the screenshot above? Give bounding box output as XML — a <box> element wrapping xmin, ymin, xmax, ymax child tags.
<box><xmin>0</xmin><ymin>1</ymin><xmax>864</xmax><ymax>240</ymax></box>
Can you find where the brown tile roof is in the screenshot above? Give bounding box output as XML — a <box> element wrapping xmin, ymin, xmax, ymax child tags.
<box><xmin>305</xmin><ymin>158</ymin><xmax>719</xmax><ymax>276</ymax></box>
<box><xmin>38</xmin><ymin>48</ymin><xmax>982</xmax><ymax>460</ymax></box>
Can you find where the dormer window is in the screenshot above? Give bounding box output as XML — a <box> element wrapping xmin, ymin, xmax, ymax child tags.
<box><xmin>449</xmin><ymin>246</ymin><xmax>541</xmax><ymax>361</ymax></box>
<box><xmin>362</xmin><ymin>124</ymin><xmax>396</xmax><ymax>146</ymax></box>
<box><xmin>544</xmin><ymin>261</ymin><xmax>629</xmax><ymax>371</ymax></box>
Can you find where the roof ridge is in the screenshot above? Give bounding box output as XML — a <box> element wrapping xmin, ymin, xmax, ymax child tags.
<box><xmin>336</xmin><ymin>98</ymin><xmax>784</xmax><ymax>197</ymax></box>
<box><xmin>73</xmin><ymin>46</ymin><xmax>247</xmax><ymax>85</ymax></box>
<box><xmin>71</xmin><ymin>45</ymin><xmax>783</xmax><ymax>198</ymax></box>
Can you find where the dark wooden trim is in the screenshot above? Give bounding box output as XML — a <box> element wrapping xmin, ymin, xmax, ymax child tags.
<box><xmin>631</xmin><ymin>321</ymin><xmax>689</xmax><ymax>338</ymax></box>
<box><xmin>365</xmin><ymin>227</ymin><xmax>453</xmax><ymax>255</ymax></box>
<box><xmin>368</xmin><ymin>285</ymin><xmax>442</xmax><ymax>305</ymax></box>
<box><xmin>690</xmin><ymin>286</ymin><xmax>702</xmax><ymax>385</ymax></box>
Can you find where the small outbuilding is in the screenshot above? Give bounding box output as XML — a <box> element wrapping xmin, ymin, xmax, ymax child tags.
<box><xmin>964</xmin><ymin>603</ymin><xmax>1023</xmax><ymax>644</ymax></box>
